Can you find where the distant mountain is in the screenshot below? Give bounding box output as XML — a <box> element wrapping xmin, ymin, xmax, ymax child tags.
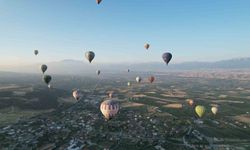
<box><xmin>129</xmin><ymin>57</ymin><xmax>250</xmax><ymax>71</ymax></box>
<box><xmin>1</xmin><ymin>57</ymin><xmax>250</xmax><ymax>75</ymax></box>
<box><xmin>165</xmin><ymin>57</ymin><xmax>250</xmax><ymax>70</ymax></box>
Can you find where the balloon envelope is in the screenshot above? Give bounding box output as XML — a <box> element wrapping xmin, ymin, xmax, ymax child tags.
<box><xmin>34</xmin><ymin>50</ymin><xmax>39</xmax><ymax>55</ymax></box>
<box><xmin>136</xmin><ymin>76</ymin><xmax>142</xmax><ymax>83</ymax></box>
<box><xmin>144</xmin><ymin>43</ymin><xmax>150</xmax><ymax>50</ymax></box>
<box><xmin>162</xmin><ymin>52</ymin><xmax>172</xmax><ymax>65</ymax></box>
<box><xmin>211</xmin><ymin>107</ymin><xmax>218</xmax><ymax>115</ymax></box>
<box><xmin>187</xmin><ymin>99</ymin><xmax>194</xmax><ymax>106</ymax></box>
<box><xmin>85</xmin><ymin>51</ymin><xmax>95</xmax><ymax>63</ymax></box>
<box><xmin>96</xmin><ymin>70</ymin><xmax>101</xmax><ymax>75</ymax></box>
<box><xmin>100</xmin><ymin>99</ymin><xmax>119</xmax><ymax>120</ymax></box>
<box><xmin>73</xmin><ymin>89</ymin><xmax>82</xmax><ymax>101</ymax></box>
<box><xmin>43</xmin><ymin>75</ymin><xmax>52</xmax><ymax>85</ymax></box>
<box><xmin>148</xmin><ymin>76</ymin><xmax>155</xmax><ymax>83</ymax></box>
<box><xmin>96</xmin><ymin>0</ymin><xmax>102</xmax><ymax>4</ymax></box>
<box><xmin>195</xmin><ymin>105</ymin><xmax>205</xmax><ymax>118</ymax></box>
<box><xmin>41</xmin><ymin>64</ymin><xmax>47</xmax><ymax>74</ymax></box>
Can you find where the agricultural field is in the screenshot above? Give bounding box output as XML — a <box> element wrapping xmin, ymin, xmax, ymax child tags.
<box><xmin>0</xmin><ymin>72</ymin><xmax>250</xmax><ymax>149</ymax></box>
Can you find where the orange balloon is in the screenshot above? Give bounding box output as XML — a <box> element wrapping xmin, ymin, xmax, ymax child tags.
<box><xmin>144</xmin><ymin>43</ymin><xmax>150</xmax><ymax>49</ymax></box>
<box><xmin>187</xmin><ymin>99</ymin><xmax>194</xmax><ymax>106</ymax></box>
<box><xmin>96</xmin><ymin>0</ymin><xmax>102</xmax><ymax>4</ymax></box>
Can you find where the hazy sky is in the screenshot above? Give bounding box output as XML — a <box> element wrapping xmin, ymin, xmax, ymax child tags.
<box><xmin>0</xmin><ymin>0</ymin><xmax>250</xmax><ymax>66</ymax></box>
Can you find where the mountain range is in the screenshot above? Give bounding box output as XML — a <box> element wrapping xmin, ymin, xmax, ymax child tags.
<box><xmin>1</xmin><ymin>57</ymin><xmax>250</xmax><ymax>75</ymax></box>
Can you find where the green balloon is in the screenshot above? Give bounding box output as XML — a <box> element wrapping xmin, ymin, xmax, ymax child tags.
<box><xmin>43</xmin><ymin>75</ymin><xmax>52</xmax><ymax>85</ymax></box>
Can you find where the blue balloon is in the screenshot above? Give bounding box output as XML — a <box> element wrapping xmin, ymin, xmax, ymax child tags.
<box><xmin>162</xmin><ymin>52</ymin><xmax>172</xmax><ymax>65</ymax></box>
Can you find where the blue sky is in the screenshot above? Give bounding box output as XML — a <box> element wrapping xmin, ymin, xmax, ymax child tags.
<box><xmin>0</xmin><ymin>0</ymin><xmax>250</xmax><ymax>66</ymax></box>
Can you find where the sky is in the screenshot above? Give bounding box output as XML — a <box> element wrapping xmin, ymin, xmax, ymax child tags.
<box><xmin>0</xmin><ymin>0</ymin><xmax>250</xmax><ymax>66</ymax></box>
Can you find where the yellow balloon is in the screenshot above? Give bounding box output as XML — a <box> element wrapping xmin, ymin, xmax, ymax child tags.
<box><xmin>195</xmin><ymin>105</ymin><xmax>205</xmax><ymax>118</ymax></box>
<box><xmin>211</xmin><ymin>107</ymin><xmax>218</xmax><ymax>115</ymax></box>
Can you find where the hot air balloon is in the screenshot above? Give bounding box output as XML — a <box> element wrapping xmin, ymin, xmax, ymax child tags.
<box><xmin>100</xmin><ymin>99</ymin><xmax>119</xmax><ymax>120</ymax></box>
<box><xmin>108</xmin><ymin>91</ymin><xmax>113</xmax><ymax>98</ymax></box>
<box><xmin>127</xmin><ymin>82</ymin><xmax>131</xmax><ymax>86</ymax></box>
<box><xmin>96</xmin><ymin>70</ymin><xmax>101</xmax><ymax>75</ymax></box>
<box><xmin>73</xmin><ymin>89</ymin><xmax>82</xmax><ymax>101</ymax></box>
<box><xmin>127</xmin><ymin>69</ymin><xmax>130</xmax><ymax>72</ymax></box>
<box><xmin>211</xmin><ymin>107</ymin><xmax>218</xmax><ymax>115</ymax></box>
<box><xmin>187</xmin><ymin>99</ymin><xmax>194</xmax><ymax>106</ymax></box>
<box><xmin>195</xmin><ymin>105</ymin><xmax>205</xmax><ymax>118</ymax></box>
<box><xmin>43</xmin><ymin>75</ymin><xmax>52</xmax><ymax>85</ymax></box>
<box><xmin>148</xmin><ymin>76</ymin><xmax>155</xmax><ymax>83</ymax></box>
<box><xmin>34</xmin><ymin>50</ymin><xmax>39</xmax><ymax>56</ymax></box>
<box><xmin>162</xmin><ymin>52</ymin><xmax>172</xmax><ymax>65</ymax></box>
<box><xmin>41</xmin><ymin>64</ymin><xmax>47</xmax><ymax>74</ymax></box>
<box><xmin>144</xmin><ymin>43</ymin><xmax>150</xmax><ymax>50</ymax></box>
<box><xmin>85</xmin><ymin>51</ymin><xmax>95</xmax><ymax>63</ymax></box>
<box><xmin>96</xmin><ymin>0</ymin><xmax>102</xmax><ymax>4</ymax></box>
<box><xmin>136</xmin><ymin>76</ymin><xmax>142</xmax><ymax>83</ymax></box>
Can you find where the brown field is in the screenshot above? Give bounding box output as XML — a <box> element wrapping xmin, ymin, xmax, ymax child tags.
<box><xmin>157</xmin><ymin>112</ymin><xmax>174</xmax><ymax>117</ymax></box>
<box><xmin>58</xmin><ymin>97</ymin><xmax>76</xmax><ymax>103</ymax></box>
<box><xmin>133</xmin><ymin>94</ymin><xmax>146</xmax><ymax>98</ymax></box>
<box><xmin>12</xmin><ymin>91</ymin><xmax>27</xmax><ymax>96</ymax></box>
<box><xmin>233</xmin><ymin>115</ymin><xmax>250</xmax><ymax>124</ymax></box>
<box><xmin>145</xmin><ymin>95</ymin><xmax>177</xmax><ymax>103</ymax></box>
<box><xmin>161</xmin><ymin>89</ymin><xmax>186</xmax><ymax>98</ymax></box>
<box><xmin>228</xmin><ymin>91</ymin><xmax>237</xmax><ymax>94</ymax></box>
<box><xmin>146</xmin><ymin>91</ymin><xmax>156</xmax><ymax>94</ymax></box>
<box><xmin>122</xmin><ymin>102</ymin><xmax>144</xmax><ymax>108</ymax></box>
<box><xmin>118</xmin><ymin>89</ymin><xmax>128</xmax><ymax>93</ymax></box>
<box><xmin>212</xmin><ymin>100</ymin><xmax>244</xmax><ymax>104</ymax></box>
<box><xmin>156</xmin><ymin>101</ymin><xmax>167</xmax><ymax>104</ymax></box>
<box><xmin>164</xmin><ymin>103</ymin><xmax>183</xmax><ymax>109</ymax></box>
<box><xmin>0</xmin><ymin>84</ymin><xmax>20</xmax><ymax>90</ymax></box>
<box><xmin>147</xmin><ymin>106</ymin><xmax>158</xmax><ymax>113</ymax></box>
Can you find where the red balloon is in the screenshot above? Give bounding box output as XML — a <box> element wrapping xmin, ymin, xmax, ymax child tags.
<box><xmin>148</xmin><ymin>76</ymin><xmax>155</xmax><ymax>83</ymax></box>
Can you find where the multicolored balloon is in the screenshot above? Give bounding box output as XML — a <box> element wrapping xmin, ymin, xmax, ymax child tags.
<box><xmin>100</xmin><ymin>99</ymin><xmax>119</xmax><ymax>120</ymax></box>
<box><xmin>144</xmin><ymin>43</ymin><xmax>150</xmax><ymax>50</ymax></box>
<box><xmin>73</xmin><ymin>89</ymin><xmax>83</xmax><ymax>101</ymax></box>
<box><xmin>136</xmin><ymin>76</ymin><xmax>142</xmax><ymax>83</ymax></box>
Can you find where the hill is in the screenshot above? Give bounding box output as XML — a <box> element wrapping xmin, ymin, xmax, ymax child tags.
<box><xmin>0</xmin><ymin>57</ymin><xmax>250</xmax><ymax>75</ymax></box>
